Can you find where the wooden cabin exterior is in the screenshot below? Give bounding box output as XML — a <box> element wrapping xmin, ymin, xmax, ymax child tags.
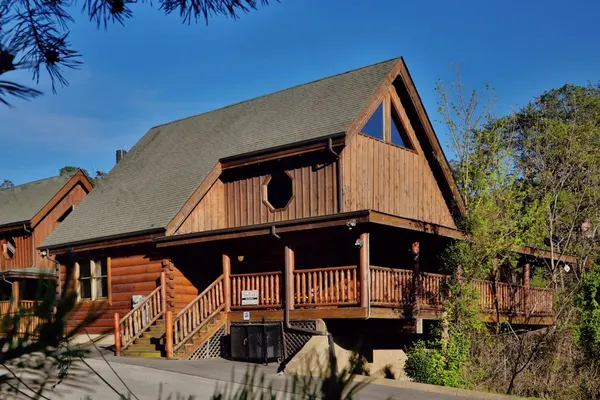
<box><xmin>40</xmin><ymin>58</ymin><xmax>563</xmax><ymax>359</ymax></box>
<box><xmin>0</xmin><ymin>171</ymin><xmax>92</xmax><ymax>319</ymax></box>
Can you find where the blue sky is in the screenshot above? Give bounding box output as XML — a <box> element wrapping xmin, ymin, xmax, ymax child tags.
<box><xmin>1</xmin><ymin>0</ymin><xmax>599</xmax><ymax>185</ymax></box>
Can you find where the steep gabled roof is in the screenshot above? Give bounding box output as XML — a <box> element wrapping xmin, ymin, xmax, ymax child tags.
<box><xmin>42</xmin><ymin>58</ymin><xmax>402</xmax><ymax>248</ymax></box>
<box><xmin>0</xmin><ymin>175</ymin><xmax>72</xmax><ymax>229</ymax></box>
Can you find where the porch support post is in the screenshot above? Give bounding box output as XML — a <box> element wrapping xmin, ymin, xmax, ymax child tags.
<box><xmin>165</xmin><ymin>310</ymin><xmax>174</xmax><ymax>359</ymax></box>
<box><xmin>285</xmin><ymin>246</ymin><xmax>295</xmax><ymax>311</ymax></box>
<box><xmin>113</xmin><ymin>313</ymin><xmax>121</xmax><ymax>356</ymax></box>
<box><xmin>223</xmin><ymin>254</ymin><xmax>231</xmax><ymax>313</ymax></box>
<box><xmin>411</xmin><ymin>241</ymin><xmax>421</xmax><ymax>310</ymax></box>
<box><xmin>359</xmin><ymin>232</ymin><xmax>369</xmax><ymax>309</ymax></box>
<box><xmin>523</xmin><ymin>262</ymin><xmax>530</xmax><ymax>317</ymax></box>
<box><xmin>11</xmin><ymin>280</ymin><xmax>20</xmax><ymax>312</ymax></box>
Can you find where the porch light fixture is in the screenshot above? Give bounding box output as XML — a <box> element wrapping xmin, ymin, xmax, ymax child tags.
<box><xmin>564</xmin><ymin>264</ymin><xmax>571</xmax><ymax>273</ymax></box>
<box><xmin>346</xmin><ymin>219</ymin><xmax>357</xmax><ymax>230</ymax></box>
<box><xmin>354</xmin><ymin>238</ymin><xmax>364</xmax><ymax>248</ymax></box>
<box><xmin>237</xmin><ymin>255</ymin><xmax>245</xmax><ymax>262</ymax></box>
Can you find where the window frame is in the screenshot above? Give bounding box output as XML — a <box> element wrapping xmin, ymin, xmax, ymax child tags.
<box><xmin>262</xmin><ymin>171</ymin><xmax>295</xmax><ymax>212</ymax></box>
<box><xmin>76</xmin><ymin>257</ymin><xmax>111</xmax><ymax>302</ymax></box>
<box><xmin>359</xmin><ymin>89</ymin><xmax>417</xmax><ymax>152</ymax></box>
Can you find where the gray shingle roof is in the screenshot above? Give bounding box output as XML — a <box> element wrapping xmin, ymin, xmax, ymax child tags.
<box><xmin>42</xmin><ymin>58</ymin><xmax>400</xmax><ymax>248</ymax></box>
<box><xmin>0</xmin><ymin>175</ymin><xmax>71</xmax><ymax>228</ymax></box>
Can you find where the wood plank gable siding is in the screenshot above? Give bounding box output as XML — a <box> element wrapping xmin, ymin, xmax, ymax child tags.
<box><xmin>0</xmin><ymin>234</ymin><xmax>33</xmax><ymax>271</ymax></box>
<box><xmin>342</xmin><ymin>133</ymin><xmax>456</xmax><ymax>229</ymax></box>
<box><xmin>0</xmin><ymin>181</ymin><xmax>89</xmax><ymax>271</ymax></box>
<box><xmin>174</xmin><ymin>161</ymin><xmax>339</xmax><ymax>234</ymax></box>
<box><xmin>33</xmin><ymin>182</ymin><xmax>89</xmax><ymax>268</ymax></box>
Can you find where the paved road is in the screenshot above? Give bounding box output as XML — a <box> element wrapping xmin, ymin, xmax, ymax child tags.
<box><xmin>1</xmin><ymin>353</ymin><xmax>512</xmax><ymax>399</ymax></box>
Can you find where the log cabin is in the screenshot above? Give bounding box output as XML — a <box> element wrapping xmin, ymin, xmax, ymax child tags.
<box><xmin>0</xmin><ymin>171</ymin><xmax>92</xmax><ymax>319</ymax></box>
<box><xmin>40</xmin><ymin>58</ymin><xmax>568</xmax><ymax>360</ymax></box>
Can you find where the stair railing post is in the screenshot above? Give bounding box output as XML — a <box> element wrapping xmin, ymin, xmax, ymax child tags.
<box><xmin>160</xmin><ymin>269</ymin><xmax>167</xmax><ymax>314</ymax></box>
<box><xmin>165</xmin><ymin>310</ymin><xmax>174</xmax><ymax>359</ymax></box>
<box><xmin>114</xmin><ymin>313</ymin><xmax>121</xmax><ymax>356</ymax></box>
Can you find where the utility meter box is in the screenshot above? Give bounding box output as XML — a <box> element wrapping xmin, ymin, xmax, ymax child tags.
<box><xmin>131</xmin><ymin>295</ymin><xmax>144</xmax><ymax>308</ymax></box>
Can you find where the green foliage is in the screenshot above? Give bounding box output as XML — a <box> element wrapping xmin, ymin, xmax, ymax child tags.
<box><xmin>575</xmin><ymin>264</ymin><xmax>600</xmax><ymax>359</ymax></box>
<box><xmin>59</xmin><ymin>166</ymin><xmax>106</xmax><ymax>187</ymax></box>
<box><xmin>405</xmin><ymin>341</ymin><xmax>446</xmax><ymax>385</ymax></box>
<box><xmin>0</xmin><ymin>179</ymin><xmax>14</xmax><ymax>189</ymax></box>
<box><xmin>348</xmin><ymin>353</ymin><xmax>370</xmax><ymax>376</ymax></box>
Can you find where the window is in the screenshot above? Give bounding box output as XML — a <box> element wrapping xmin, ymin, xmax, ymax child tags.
<box><xmin>390</xmin><ymin>104</ymin><xmax>409</xmax><ymax>147</ymax></box>
<box><xmin>361</xmin><ymin>103</ymin><xmax>384</xmax><ymax>140</ymax></box>
<box><xmin>262</xmin><ymin>171</ymin><xmax>294</xmax><ymax>211</ymax></box>
<box><xmin>2</xmin><ymin>238</ymin><xmax>16</xmax><ymax>259</ymax></box>
<box><xmin>57</xmin><ymin>205</ymin><xmax>74</xmax><ymax>223</ymax></box>
<box><xmin>360</xmin><ymin>93</ymin><xmax>414</xmax><ymax>150</ymax></box>
<box><xmin>77</xmin><ymin>259</ymin><xmax>108</xmax><ymax>300</ymax></box>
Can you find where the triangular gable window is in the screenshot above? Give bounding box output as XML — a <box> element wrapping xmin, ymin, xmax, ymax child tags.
<box><xmin>361</xmin><ymin>103</ymin><xmax>384</xmax><ymax>140</ymax></box>
<box><xmin>390</xmin><ymin>104</ymin><xmax>410</xmax><ymax>148</ymax></box>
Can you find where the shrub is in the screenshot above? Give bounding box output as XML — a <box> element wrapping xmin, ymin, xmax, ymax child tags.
<box><xmin>404</xmin><ymin>341</ymin><xmax>445</xmax><ymax>385</ymax></box>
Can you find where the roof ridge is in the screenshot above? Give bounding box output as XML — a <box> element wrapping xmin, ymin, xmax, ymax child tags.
<box><xmin>150</xmin><ymin>57</ymin><xmax>402</xmax><ymax>130</ymax></box>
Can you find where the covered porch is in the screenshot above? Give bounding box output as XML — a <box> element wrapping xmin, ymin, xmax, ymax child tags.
<box><xmin>158</xmin><ymin>212</ymin><xmax>554</xmax><ymax>326</ymax></box>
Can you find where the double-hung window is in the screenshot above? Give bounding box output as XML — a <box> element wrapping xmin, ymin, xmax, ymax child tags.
<box><xmin>77</xmin><ymin>259</ymin><xmax>108</xmax><ymax>300</ymax></box>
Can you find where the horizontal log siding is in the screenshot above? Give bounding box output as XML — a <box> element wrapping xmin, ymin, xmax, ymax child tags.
<box><xmin>60</xmin><ymin>254</ymin><xmax>163</xmax><ymax>335</ymax></box>
<box><xmin>342</xmin><ymin>133</ymin><xmax>456</xmax><ymax>229</ymax></box>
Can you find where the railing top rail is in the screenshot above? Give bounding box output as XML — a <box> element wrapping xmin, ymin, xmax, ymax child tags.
<box><xmin>231</xmin><ymin>271</ymin><xmax>281</xmax><ymax>277</ymax></box>
<box><xmin>295</xmin><ymin>265</ymin><xmax>357</xmax><ymax>273</ymax></box>
<box><xmin>528</xmin><ymin>286</ymin><xmax>554</xmax><ymax>293</ymax></box>
<box><xmin>175</xmin><ymin>275</ymin><xmax>224</xmax><ymax>319</ymax></box>
<box><xmin>119</xmin><ymin>285</ymin><xmax>161</xmax><ymax>324</ymax></box>
<box><xmin>370</xmin><ymin>266</ymin><xmax>412</xmax><ymax>273</ymax></box>
<box><xmin>422</xmin><ymin>272</ymin><xmax>449</xmax><ymax>278</ymax></box>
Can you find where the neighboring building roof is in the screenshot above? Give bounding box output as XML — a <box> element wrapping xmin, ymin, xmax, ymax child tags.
<box><xmin>0</xmin><ymin>175</ymin><xmax>72</xmax><ymax>229</ymax></box>
<box><xmin>43</xmin><ymin>58</ymin><xmax>401</xmax><ymax>248</ymax></box>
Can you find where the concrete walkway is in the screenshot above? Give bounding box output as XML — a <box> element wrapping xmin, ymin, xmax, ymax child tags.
<box><xmin>0</xmin><ymin>349</ymin><xmax>519</xmax><ymax>399</ymax></box>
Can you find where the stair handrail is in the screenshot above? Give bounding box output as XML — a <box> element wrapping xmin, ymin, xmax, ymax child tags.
<box><xmin>173</xmin><ymin>275</ymin><xmax>224</xmax><ymax>351</ymax></box>
<box><xmin>118</xmin><ymin>271</ymin><xmax>166</xmax><ymax>351</ymax></box>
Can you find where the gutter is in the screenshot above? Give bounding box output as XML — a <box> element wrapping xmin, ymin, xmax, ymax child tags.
<box><xmin>155</xmin><ymin>211</ymin><xmax>370</xmax><ymax>245</ymax></box>
<box><xmin>39</xmin><ymin>227</ymin><xmax>165</xmax><ymax>251</ymax></box>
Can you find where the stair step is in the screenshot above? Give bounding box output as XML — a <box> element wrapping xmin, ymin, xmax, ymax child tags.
<box><xmin>134</xmin><ymin>337</ymin><xmax>164</xmax><ymax>345</ymax></box>
<box><xmin>121</xmin><ymin>351</ymin><xmax>164</xmax><ymax>358</ymax></box>
<box><xmin>127</xmin><ymin>344</ymin><xmax>165</xmax><ymax>352</ymax></box>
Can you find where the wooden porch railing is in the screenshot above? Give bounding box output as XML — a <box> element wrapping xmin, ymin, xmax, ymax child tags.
<box><xmin>294</xmin><ymin>266</ymin><xmax>358</xmax><ymax>307</ymax></box>
<box><xmin>173</xmin><ymin>275</ymin><xmax>225</xmax><ymax>351</ymax></box>
<box><xmin>231</xmin><ymin>271</ymin><xmax>281</xmax><ymax>309</ymax></box>
<box><xmin>528</xmin><ymin>287</ymin><xmax>554</xmax><ymax>315</ymax></box>
<box><xmin>117</xmin><ymin>271</ymin><xmax>167</xmax><ymax>352</ymax></box>
<box><xmin>0</xmin><ymin>300</ymin><xmax>44</xmax><ymax>335</ymax></box>
<box><xmin>370</xmin><ymin>266</ymin><xmax>412</xmax><ymax>306</ymax></box>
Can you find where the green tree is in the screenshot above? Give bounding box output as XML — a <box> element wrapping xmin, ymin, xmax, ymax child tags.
<box><xmin>60</xmin><ymin>165</ymin><xmax>106</xmax><ymax>187</ymax></box>
<box><xmin>0</xmin><ymin>0</ymin><xmax>273</xmax><ymax>105</ymax></box>
<box><xmin>0</xmin><ymin>179</ymin><xmax>14</xmax><ymax>189</ymax></box>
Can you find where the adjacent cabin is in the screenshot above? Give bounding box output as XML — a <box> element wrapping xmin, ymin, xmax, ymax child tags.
<box><xmin>40</xmin><ymin>58</ymin><xmax>564</xmax><ymax>361</ymax></box>
<box><xmin>0</xmin><ymin>171</ymin><xmax>92</xmax><ymax>315</ymax></box>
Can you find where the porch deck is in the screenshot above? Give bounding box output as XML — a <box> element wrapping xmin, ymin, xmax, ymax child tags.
<box><xmin>227</xmin><ymin>266</ymin><xmax>553</xmax><ymax>322</ymax></box>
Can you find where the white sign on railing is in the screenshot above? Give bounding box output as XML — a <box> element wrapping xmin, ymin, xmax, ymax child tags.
<box><xmin>241</xmin><ymin>290</ymin><xmax>259</xmax><ymax>305</ymax></box>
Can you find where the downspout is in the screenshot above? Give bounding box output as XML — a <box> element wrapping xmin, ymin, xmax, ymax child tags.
<box><xmin>269</xmin><ymin>227</ymin><xmax>338</xmax><ymax>374</ymax></box>
<box><xmin>23</xmin><ymin>224</ymin><xmax>36</xmax><ymax>268</ymax></box>
<box><xmin>327</xmin><ymin>138</ymin><xmax>343</xmax><ymax>213</ymax></box>
<box><xmin>44</xmin><ymin>252</ymin><xmax>62</xmax><ymax>299</ymax></box>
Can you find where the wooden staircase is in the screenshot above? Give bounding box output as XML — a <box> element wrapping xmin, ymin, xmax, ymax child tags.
<box><xmin>121</xmin><ymin>320</ymin><xmax>167</xmax><ymax>358</ymax></box>
<box><xmin>115</xmin><ymin>274</ymin><xmax>228</xmax><ymax>360</ymax></box>
<box><xmin>174</xmin><ymin>312</ymin><xmax>227</xmax><ymax>359</ymax></box>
